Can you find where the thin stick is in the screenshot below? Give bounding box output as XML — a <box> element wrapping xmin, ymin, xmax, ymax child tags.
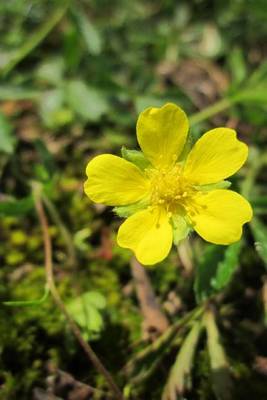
<box><xmin>130</xmin><ymin>257</ymin><xmax>169</xmax><ymax>337</ymax></box>
<box><xmin>33</xmin><ymin>184</ymin><xmax>124</xmax><ymax>400</ymax></box>
<box><xmin>42</xmin><ymin>193</ymin><xmax>77</xmax><ymax>268</ymax></box>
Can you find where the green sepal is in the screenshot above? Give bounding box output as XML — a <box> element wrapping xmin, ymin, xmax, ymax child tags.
<box><xmin>194</xmin><ymin>180</ymin><xmax>231</xmax><ymax>192</ymax></box>
<box><xmin>113</xmin><ymin>198</ymin><xmax>149</xmax><ymax>218</ymax></box>
<box><xmin>171</xmin><ymin>214</ymin><xmax>191</xmax><ymax>245</ymax></box>
<box><xmin>121</xmin><ymin>146</ymin><xmax>151</xmax><ymax>170</ymax></box>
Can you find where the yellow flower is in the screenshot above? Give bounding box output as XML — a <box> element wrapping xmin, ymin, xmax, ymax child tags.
<box><xmin>84</xmin><ymin>103</ymin><xmax>252</xmax><ymax>266</ymax></box>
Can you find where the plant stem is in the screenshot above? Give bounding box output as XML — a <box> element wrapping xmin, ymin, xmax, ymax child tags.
<box><xmin>32</xmin><ymin>184</ymin><xmax>124</xmax><ymax>400</ymax></box>
<box><xmin>189</xmin><ymin>98</ymin><xmax>233</xmax><ymax>126</ymax></box>
<box><xmin>42</xmin><ymin>193</ymin><xmax>77</xmax><ymax>268</ymax></box>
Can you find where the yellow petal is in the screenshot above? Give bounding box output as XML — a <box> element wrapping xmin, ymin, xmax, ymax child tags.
<box><xmin>137</xmin><ymin>103</ymin><xmax>189</xmax><ymax>168</ymax></box>
<box><xmin>84</xmin><ymin>154</ymin><xmax>149</xmax><ymax>206</ymax></box>
<box><xmin>184</xmin><ymin>128</ymin><xmax>248</xmax><ymax>184</ymax></box>
<box><xmin>117</xmin><ymin>207</ymin><xmax>173</xmax><ymax>265</ymax></box>
<box><xmin>192</xmin><ymin>190</ymin><xmax>253</xmax><ymax>244</ymax></box>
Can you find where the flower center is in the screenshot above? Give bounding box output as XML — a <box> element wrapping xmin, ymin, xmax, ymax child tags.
<box><xmin>147</xmin><ymin>164</ymin><xmax>198</xmax><ymax>215</ymax></box>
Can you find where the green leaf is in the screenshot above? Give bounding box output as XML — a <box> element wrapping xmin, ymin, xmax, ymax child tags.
<box><xmin>194</xmin><ymin>180</ymin><xmax>231</xmax><ymax>192</ymax></box>
<box><xmin>66</xmin><ymin>80</ymin><xmax>109</xmax><ymax>122</ymax></box>
<box><xmin>204</xmin><ymin>309</ymin><xmax>233</xmax><ymax>400</ymax></box>
<box><xmin>234</xmin><ymin>87</ymin><xmax>267</xmax><ymax>104</ymax></box>
<box><xmin>125</xmin><ymin>307</ymin><xmax>203</xmax><ymax>385</ymax></box>
<box><xmin>0</xmin><ymin>196</ymin><xmax>34</xmax><ymax>216</ymax></box>
<box><xmin>162</xmin><ymin>320</ymin><xmax>202</xmax><ymax>398</ymax></box>
<box><xmin>250</xmin><ymin>194</ymin><xmax>267</xmax><ymax>214</ymax></box>
<box><xmin>35</xmin><ymin>56</ymin><xmax>65</xmax><ymax>85</ymax></box>
<box><xmin>66</xmin><ymin>291</ymin><xmax>106</xmax><ymax>340</ymax></box>
<box><xmin>121</xmin><ymin>146</ymin><xmax>151</xmax><ymax>170</ymax></box>
<box><xmin>72</xmin><ymin>7</ymin><xmax>102</xmax><ymax>55</ymax></box>
<box><xmin>194</xmin><ymin>245</ymin><xmax>225</xmax><ymax>304</ymax></box>
<box><xmin>0</xmin><ymin>113</ymin><xmax>16</xmax><ymax>154</ymax></box>
<box><xmin>247</xmin><ymin>59</ymin><xmax>267</xmax><ymax>85</ymax></box>
<box><xmin>113</xmin><ymin>198</ymin><xmax>149</xmax><ymax>218</ymax></box>
<box><xmin>211</xmin><ymin>241</ymin><xmax>241</xmax><ymax>291</ymax></box>
<box><xmin>34</xmin><ymin>139</ymin><xmax>56</xmax><ymax>179</ymax></box>
<box><xmin>250</xmin><ymin>195</ymin><xmax>267</xmax><ymax>208</ymax></box>
<box><xmin>194</xmin><ymin>243</ymin><xmax>241</xmax><ymax>304</ymax></box>
<box><xmin>82</xmin><ymin>291</ymin><xmax>106</xmax><ymax>309</ymax></box>
<box><xmin>228</xmin><ymin>47</ymin><xmax>247</xmax><ymax>87</ymax></box>
<box><xmin>250</xmin><ymin>217</ymin><xmax>267</xmax><ymax>269</ymax></box>
<box><xmin>39</xmin><ymin>88</ymin><xmax>73</xmax><ymax>128</ymax></box>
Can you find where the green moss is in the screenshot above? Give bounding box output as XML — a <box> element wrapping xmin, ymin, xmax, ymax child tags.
<box><xmin>5</xmin><ymin>251</ymin><xmax>25</xmax><ymax>266</ymax></box>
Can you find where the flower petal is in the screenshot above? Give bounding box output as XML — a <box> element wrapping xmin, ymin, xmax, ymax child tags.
<box><xmin>84</xmin><ymin>154</ymin><xmax>149</xmax><ymax>206</ymax></box>
<box><xmin>184</xmin><ymin>128</ymin><xmax>248</xmax><ymax>184</ymax></box>
<box><xmin>117</xmin><ymin>207</ymin><xmax>173</xmax><ymax>265</ymax></box>
<box><xmin>192</xmin><ymin>190</ymin><xmax>253</xmax><ymax>244</ymax></box>
<box><xmin>137</xmin><ymin>103</ymin><xmax>189</xmax><ymax>168</ymax></box>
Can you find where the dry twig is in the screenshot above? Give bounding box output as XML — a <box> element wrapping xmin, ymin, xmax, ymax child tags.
<box><xmin>33</xmin><ymin>183</ymin><xmax>124</xmax><ymax>400</ymax></box>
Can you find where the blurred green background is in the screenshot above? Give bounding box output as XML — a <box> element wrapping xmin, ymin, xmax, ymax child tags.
<box><xmin>0</xmin><ymin>0</ymin><xmax>267</xmax><ymax>399</ymax></box>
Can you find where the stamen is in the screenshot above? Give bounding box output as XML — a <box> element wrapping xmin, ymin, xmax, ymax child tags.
<box><xmin>149</xmin><ymin>164</ymin><xmax>200</xmax><ymax>216</ymax></box>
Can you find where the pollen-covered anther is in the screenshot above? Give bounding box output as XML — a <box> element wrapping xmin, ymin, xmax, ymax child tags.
<box><xmin>149</xmin><ymin>165</ymin><xmax>197</xmax><ymax>214</ymax></box>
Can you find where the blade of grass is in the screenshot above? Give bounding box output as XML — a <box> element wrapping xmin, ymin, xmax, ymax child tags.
<box><xmin>124</xmin><ymin>307</ymin><xmax>203</xmax><ymax>384</ymax></box>
<box><xmin>162</xmin><ymin>320</ymin><xmax>203</xmax><ymax>400</ymax></box>
<box><xmin>0</xmin><ymin>2</ymin><xmax>69</xmax><ymax>77</ymax></box>
<box><xmin>204</xmin><ymin>307</ymin><xmax>233</xmax><ymax>400</ymax></box>
<box><xmin>2</xmin><ymin>285</ymin><xmax>50</xmax><ymax>307</ymax></box>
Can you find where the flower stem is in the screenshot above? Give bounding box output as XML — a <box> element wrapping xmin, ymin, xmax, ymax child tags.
<box><xmin>32</xmin><ymin>183</ymin><xmax>124</xmax><ymax>400</ymax></box>
<box><xmin>189</xmin><ymin>98</ymin><xmax>233</xmax><ymax>126</ymax></box>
